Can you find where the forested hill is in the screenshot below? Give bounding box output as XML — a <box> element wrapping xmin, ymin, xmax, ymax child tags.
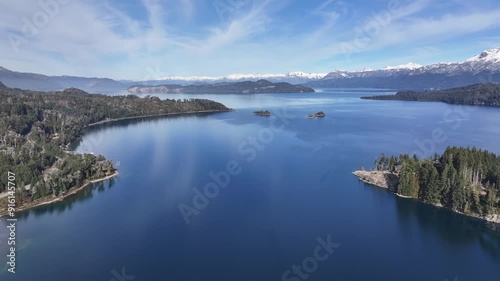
<box><xmin>128</xmin><ymin>79</ymin><xmax>315</xmax><ymax>94</ymax></box>
<box><xmin>361</xmin><ymin>83</ymin><xmax>500</xmax><ymax>106</ymax></box>
<box><xmin>0</xmin><ymin>84</ymin><xmax>230</xmax><ymax>214</ymax></box>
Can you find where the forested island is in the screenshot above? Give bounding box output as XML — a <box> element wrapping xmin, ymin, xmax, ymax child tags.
<box><xmin>361</xmin><ymin>83</ymin><xmax>500</xmax><ymax>106</ymax></box>
<box><xmin>128</xmin><ymin>79</ymin><xmax>315</xmax><ymax>94</ymax></box>
<box><xmin>0</xmin><ymin>83</ymin><xmax>230</xmax><ymax>215</ymax></box>
<box><xmin>354</xmin><ymin>147</ymin><xmax>500</xmax><ymax>224</ymax></box>
<box><xmin>253</xmin><ymin>110</ymin><xmax>271</xmax><ymax>116</ymax></box>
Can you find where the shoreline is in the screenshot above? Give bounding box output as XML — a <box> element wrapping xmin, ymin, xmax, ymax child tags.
<box><xmin>86</xmin><ymin>109</ymin><xmax>233</xmax><ymax>127</ymax></box>
<box><xmin>0</xmin><ymin>109</ymin><xmax>231</xmax><ymax>217</ymax></box>
<box><xmin>0</xmin><ymin>171</ymin><xmax>119</xmax><ymax>218</ymax></box>
<box><xmin>352</xmin><ymin>170</ymin><xmax>500</xmax><ymax>226</ymax></box>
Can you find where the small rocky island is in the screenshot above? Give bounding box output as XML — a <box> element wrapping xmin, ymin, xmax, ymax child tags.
<box><xmin>128</xmin><ymin>79</ymin><xmax>315</xmax><ymax>94</ymax></box>
<box><xmin>253</xmin><ymin>110</ymin><xmax>271</xmax><ymax>116</ymax></box>
<box><xmin>307</xmin><ymin>111</ymin><xmax>326</xmax><ymax>118</ymax></box>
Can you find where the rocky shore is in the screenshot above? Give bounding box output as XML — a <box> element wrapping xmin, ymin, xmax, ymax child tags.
<box><xmin>0</xmin><ymin>172</ymin><xmax>118</xmax><ymax>217</ymax></box>
<box><xmin>352</xmin><ymin>170</ymin><xmax>500</xmax><ymax>226</ymax></box>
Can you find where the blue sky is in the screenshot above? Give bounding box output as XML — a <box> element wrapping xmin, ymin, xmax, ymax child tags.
<box><xmin>1</xmin><ymin>0</ymin><xmax>500</xmax><ymax>79</ymax></box>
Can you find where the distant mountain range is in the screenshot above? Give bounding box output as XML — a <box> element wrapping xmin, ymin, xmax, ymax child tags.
<box><xmin>128</xmin><ymin>79</ymin><xmax>315</xmax><ymax>94</ymax></box>
<box><xmin>135</xmin><ymin>48</ymin><xmax>500</xmax><ymax>90</ymax></box>
<box><xmin>144</xmin><ymin>71</ymin><xmax>328</xmax><ymax>85</ymax></box>
<box><xmin>0</xmin><ymin>66</ymin><xmax>324</xmax><ymax>92</ymax></box>
<box><xmin>1</xmin><ymin>47</ymin><xmax>499</xmax><ymax>92</ymax></box>
<box><xmin>0</xmin><ymin>66</ymin><xmax>125</xmax><ymax>92</ymax></box>
<box><xmin>308</xmin><ymin>48</ymin><xmax>500</xmax><ymax>90</ymax></box>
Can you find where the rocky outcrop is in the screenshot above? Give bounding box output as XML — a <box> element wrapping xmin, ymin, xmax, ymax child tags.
<box><xmin>307</xmin><ymin>111</ymin><xmax>326</xmax><ymax>118</ymax></box>
<box><xmin>353</xmin><ymin>170</ymin><xmax>399</xmax><ymax>192</ymax></box>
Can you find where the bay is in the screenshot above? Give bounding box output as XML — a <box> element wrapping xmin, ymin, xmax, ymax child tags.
<box><xmin>1</xmin><ymin>89</ymin><xmax>500</xmax><ymax>281</ymax></box>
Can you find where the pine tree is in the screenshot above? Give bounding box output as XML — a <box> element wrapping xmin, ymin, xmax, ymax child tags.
<box><xmin>486</xmin><ymin>187</ymin><xmax>497</xmax><ymax>215</ymax></box>
<box><xmin>419</xmin><ymin>163</ymin><xmax>431</xmax><ymax>200</ymax></box>
<box><xmin>470</xmin><ymin>188</ymin><xmax>481</xmax><ymax>214</ymax></box>
<box><xmin>451</xmin><ymin>173</ymin><xmax>466</xmax><ymax>212</ymax></box>
<box><xmin>425</xmin><ymin>165</ymin><xmax>440</xmax><ymax>204</ymax></box>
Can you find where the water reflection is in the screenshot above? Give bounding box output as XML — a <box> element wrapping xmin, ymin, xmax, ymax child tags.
<box><xmin>395</xmin><ymin>196</ymin><xmax>500</xmax><ymax>261</ymax></box>
<box><xmin>68</xmin><ymin>113</ymin><xmax>216</xmax><ymax>152</ymax></box>
<box><xmin>5</xmin><ymin>90</ymin><xmax>500</xmax><ymax>281</ymax></box>
<box><xmin>16</xmin><ymin>177</ymin><xmax>116</xmax><ymax>220</ymax></box>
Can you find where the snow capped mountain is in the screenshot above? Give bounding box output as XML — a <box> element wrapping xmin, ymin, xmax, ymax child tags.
<box><xmin>312</xmin><ymin>48</ymin><xmax>500</xmax><ymax>90</ymax></box>
<box><xmin>466</xmin><ymin>48</ymin><xmax>500</xmax><ymax>63</ymax></box>
<box><xmin>152</xmin><ymin>71</ymin><xmax>328</xmax><ymax>84</ymax></box>
<box><xmin>385</xmin><ymin>62</ymin><xmax>422</xmax><ymax>70</ymax></box>
<box><xmin>2</xmin><ymin>48</ymin><xmax>499</xmax><ymax>92</ymax></box>
<box><xmin>147</xmin><ymin>48</ymin><xmax>500</xmax><ymax>88</ymax></box>
<box><xmin>323</xmin><ymin>48</ymin><xmax>500</xmax><ymax>79</ymax></box>
<box><xmin>285</xmin><ymin>71</ymin><xmax>328</xmax><ymax>79</ymax></box>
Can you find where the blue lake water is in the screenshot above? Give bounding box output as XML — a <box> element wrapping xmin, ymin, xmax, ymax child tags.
<box><xmin>1</xmin><ymin>89</ymin><xmax>500</xmax><ymax>281</ymax></box>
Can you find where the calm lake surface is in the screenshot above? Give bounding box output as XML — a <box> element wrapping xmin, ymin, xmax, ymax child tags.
<box><xmin>2</xmin><ymin>89</ymin><xmax>500</xmax><ymax>281</ymax></box>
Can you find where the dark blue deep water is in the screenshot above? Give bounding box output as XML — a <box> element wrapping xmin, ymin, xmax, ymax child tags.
<box><xmin>2</xmin><ymin>89</ymin><xmax>500</xmax><ymax>281</ymax></box>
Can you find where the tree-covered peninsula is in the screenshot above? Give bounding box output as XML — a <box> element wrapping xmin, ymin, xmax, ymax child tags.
<box><xmin>0</xmin><ymin>84</ymin><xmax>230</xmax><ymax>215</ymax></box>
<box><xmin>128</xmin><ymin>79</ymin><xmax>315</xmax><ymax>94</ymax></box>
<box><xmin>361</xmin><ymin>83</ymin><xmax>500</xmax><ymax>107</ymax></box>
<box><xmin>354</xmin><ymin>146</ymin><xmax>500</xmax><ymax>224</ymax></box>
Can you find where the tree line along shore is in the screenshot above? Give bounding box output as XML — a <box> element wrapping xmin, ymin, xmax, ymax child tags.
<box><xmin>354</xmin><ymin>146</ymin><xmax>500</xmax><ymax>224</ymax></box>
<box><xmin>0</xmin><ymin>84</ymin><xmax>231</xmax><ymax>215</ymax></box>
<box><xmin>361</xmin><ymin>83</ymin><xmax>500</xmax><ymax>107</ymax></box>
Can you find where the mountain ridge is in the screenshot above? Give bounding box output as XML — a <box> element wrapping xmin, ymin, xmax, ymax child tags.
<box><xmin>2</xmin><ymin>47</ymin><xmax>500</xmax><ymax>91</ymax></box>
<box><xmin>308</xmin><ymin>47</ymin><xmax>500</xmax><ymax>90</ymax></box>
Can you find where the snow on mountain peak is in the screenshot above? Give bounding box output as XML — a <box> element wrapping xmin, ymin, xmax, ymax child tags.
<box><xmin>156</xmin><ymin>71</ymin><xmax>327</xmax><ymax>82</ymax></box>
<box><xmin>286</xmin><ymin>71</ymin><xmax>327</xmax><ymax>79</ymax></box>
<box><xmin>225</xmin><ymin>73</ymin><xmax>282</xmax><ymax>80</ymax></box>
<box><xmin>151</xmin><ymin>48</ymin><xmax>500</xmax><ymax>84</ymax></box>
<box><xmin>385</xmin><ymin>62</ymin><xmax>423</xmax><ymax>70</ymax></box>
<box><xmin>466</xmin><ymin>48</ymin><xmax>500</xmax><ymax>63</ymax></box>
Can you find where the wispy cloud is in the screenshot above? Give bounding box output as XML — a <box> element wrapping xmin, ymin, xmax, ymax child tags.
<box><xmin>1</xmin><ymin>0</ymin><xmax>499</xmax><ymax>78</ymax></box>
<box><xmin>196</xmin><ymin>0</ymin><xmax>273</xmax><ymax>52</ymax></box>
<box><xmin>373</xmin><ymin>9</ymin><xmax>500</xmax><ymax>49</ymax></box>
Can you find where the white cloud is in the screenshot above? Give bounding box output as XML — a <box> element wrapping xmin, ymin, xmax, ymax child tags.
<box><xmin>195</xmin><ymin>0</ymin><xmax>272</xmax><ymax>52</ymax></box>
<box><xmin>1</xmin><ymin>0</ymin><xmax>500</xmax><ymax>78</ymax></box>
